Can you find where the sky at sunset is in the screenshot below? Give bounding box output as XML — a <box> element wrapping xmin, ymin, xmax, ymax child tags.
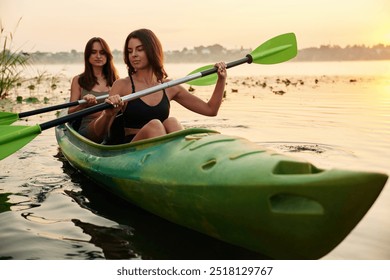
<box><xmin>1</xmin><ymin>0</ymin><xmax>390</xmax><ymax>53</ymax></box>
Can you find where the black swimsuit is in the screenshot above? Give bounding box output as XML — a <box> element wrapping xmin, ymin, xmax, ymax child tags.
<box><xmin>122</xmin><ymin>75</ymin><xmax>170</xmax><ymax>141</ymax></box>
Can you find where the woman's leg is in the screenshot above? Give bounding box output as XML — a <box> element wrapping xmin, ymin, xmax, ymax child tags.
<box><xmin>131</xmin><ymin>119</ymin><xmax>167</xmax><ymax>142</ymax></box>
<box><xmin>163</xmin><ymin>117</ymin><xmax>184</xmax><ymax>133</ymax></box>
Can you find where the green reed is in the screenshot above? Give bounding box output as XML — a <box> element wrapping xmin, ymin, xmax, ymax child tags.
<box><xmin>0</xmin><ymin>18</ymin><xmax>31</xmax><ymax>99</ymax></box>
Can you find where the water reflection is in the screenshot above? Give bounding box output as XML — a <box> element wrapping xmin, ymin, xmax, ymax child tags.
<box><xmin>0</xmin><ymin>192</ymin><xmax>12</xmax><ymax>213</ymax></box>
<box><xmin>71</xmin><ymin>219</ymin><xmax>139</xmax><ymax>259</ymax></box>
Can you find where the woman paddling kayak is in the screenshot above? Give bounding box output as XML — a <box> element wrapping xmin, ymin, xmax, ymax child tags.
<box><xmin>68</xmin><ymin>37</ymin><xmax>119</xmax><ymax>140</ymax></box>
<box><xmin>87</xmin><ymin>29</ymin><xmax>227</xmax><ymax>143</ymax></box>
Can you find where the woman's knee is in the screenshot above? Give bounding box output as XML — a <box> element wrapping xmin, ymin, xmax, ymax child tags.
<box><xmin>163</xmin><ymin>117</ymin><xmax>183</xmax><ymax>133</ymax></box>
<box><xmin>147</xmin><ymin>119</ymin><xmax>166</xmax><ymax>132</ymax></box>
<box><xmin>136</xmin><ymin>119</ymin><xmax>166</xmax><ymax>140</ymax></box>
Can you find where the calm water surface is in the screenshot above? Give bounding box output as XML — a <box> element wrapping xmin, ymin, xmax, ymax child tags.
<box><xmin>1</xmin><ymin>61</ymin><xmax>389</xmax><ymax>259</ymax></box>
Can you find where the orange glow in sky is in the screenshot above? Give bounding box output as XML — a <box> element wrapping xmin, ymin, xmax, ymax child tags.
<box><xmin>1</xmin><ymin>0</ymin><xmax>389</xmax><ymax>52</ymax></box>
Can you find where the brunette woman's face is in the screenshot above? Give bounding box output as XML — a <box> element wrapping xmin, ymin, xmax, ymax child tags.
<box><xmin>89</xmin><ymin>41</ymin><xmax>107</xmax><ymax>67</ymax></box>
<box><xmin>127</xmin><ymin>38</ymin><xmax>149</xmax><ymax>70</ymax></box>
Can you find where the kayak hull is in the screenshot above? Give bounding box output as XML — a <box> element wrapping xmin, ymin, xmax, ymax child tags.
<box><xmin>55</xmin><ymin>123</ymin><xmax>387</xmax><ymax>259</ymax></box>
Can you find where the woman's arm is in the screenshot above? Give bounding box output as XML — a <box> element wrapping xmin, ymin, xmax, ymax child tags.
<box><xmin>171</xmin><ymin>62</ymin><xmax>227</xmax><ymax>116</ymax></box>
<box><xmin>88</xmin><ymin>80</ymin><xmax>125</xmax><ymax>142</ymax></box>
<box><xmin>68</xmin><ymin>76</ymin><xmax>97</xmax><ymax>114</ymax></box>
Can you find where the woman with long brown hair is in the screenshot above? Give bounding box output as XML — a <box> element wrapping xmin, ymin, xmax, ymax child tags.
<box><xmin>68</xmin><ymin>37</ymin><xmax>119</xmax><ymax>139</ymax></box>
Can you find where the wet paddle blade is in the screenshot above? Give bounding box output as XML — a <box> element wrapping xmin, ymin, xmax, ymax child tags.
<box><xmin>250</xmin><ymin>33</ymin><xmax>297</xmax><ymax>64</ymax></box>
<box><xmin>0</xmin><ymin>125</ymin><xmax>42</xmax><ymax>160</ymax></box>
<box><xmin>186</xmin><ymin>65</ymin><xmax>218</xmax><ymax>86</ymax></box>
<box><xmin>0</xmin><ymin>112</ymin><xmax>19</xmax><ymax>125</ymax></box>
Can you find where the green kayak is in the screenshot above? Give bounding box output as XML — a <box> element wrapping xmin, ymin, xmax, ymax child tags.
<box><xmin>55</xmin><ymin>122</ymin><xmax>387</xmax><ymax>259</ymax></box>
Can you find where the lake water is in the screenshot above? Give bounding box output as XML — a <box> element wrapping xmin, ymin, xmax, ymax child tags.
<box><xmin>1</xmin><ymin>60</ymin><xmax>390</xmax><ymax>260</ymax></box>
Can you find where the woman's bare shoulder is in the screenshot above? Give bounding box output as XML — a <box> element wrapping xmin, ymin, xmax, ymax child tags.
<box><xmin>71</xmin><ymin>75</ymin><xmax>80</xmax><ymax>83</ymax></box>
<box><xmin>111</xmin><ymin>77</ymin><xmax>131</xmax><ymax>95</ymax></box>
<box><xmin>113</xmin><ymin>77</ymin><xmax>130</xmax><ymax>87</ymax></box>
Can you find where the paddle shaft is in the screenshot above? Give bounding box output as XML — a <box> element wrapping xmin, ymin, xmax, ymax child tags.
<box><xmin>39</xmin><ymin>55</ymin><xmax>254</xmax><ymax>131</ymax></box>
<box><xmin>18</xmin><ymin>94</ymin><xmax>108</xmax><ymax>118</ymax></box>
<box><xmin>198</xmin><ymin>56</ymin><xmax>252</xmax><ymax>77</ymax></box>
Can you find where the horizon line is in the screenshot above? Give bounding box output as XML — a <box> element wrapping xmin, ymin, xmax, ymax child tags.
<box><xmin>24</xmin><ymin>42</ymin><xmax>390</xmax><ymax>54</ymax></box>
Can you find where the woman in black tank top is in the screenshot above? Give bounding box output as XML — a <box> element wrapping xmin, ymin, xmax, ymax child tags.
<box><xmin>120</xmin><ymin>75</ymin><xmax>171</xmax><ymax>142</ymax></box>
<box><xmin>88</xmin><ymin>29</ymin><xmax>227</xmax><ymax>144</ymax></box>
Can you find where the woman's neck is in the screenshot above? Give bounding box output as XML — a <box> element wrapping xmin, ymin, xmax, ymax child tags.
<box><xmin>133</xmin><ymin>68</ymin><xmax>157</xmax><ymax>86</ymax></box>
<box><xmin>92</xmin><ymin>66</ymin><xmax>104</xmax><ymax>79</ymax></box>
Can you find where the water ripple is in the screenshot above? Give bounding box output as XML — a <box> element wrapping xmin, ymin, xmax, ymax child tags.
<box><xmin>10</xmin><ymin>174</ymin><xmax>72</xmax><ymax>211</ymax></box>
<box><xmin>260</xmin><ymin>141</ymin><xmax>356</xmax><ymax>157</ymax></box>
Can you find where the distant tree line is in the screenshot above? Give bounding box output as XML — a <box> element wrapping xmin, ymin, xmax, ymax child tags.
<box><xmin>296</xmin><ymin>44</ymin><xmax>390</xmax><ymax>61</ymax></box>
<box><xmin>26</xmin><ymin>44</ymin><xmax>390</xmax><ymax>64</ymax></box>
<box><xmin>28</xmin><ymin>45</ymin><xmax>252</xmax><ymax>64</ymax></box>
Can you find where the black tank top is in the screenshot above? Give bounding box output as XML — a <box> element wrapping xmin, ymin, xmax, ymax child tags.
<box><xmin>123</xmin><ymin>75</ymin><xmax>170</xmax><ymax>129</ymax></box>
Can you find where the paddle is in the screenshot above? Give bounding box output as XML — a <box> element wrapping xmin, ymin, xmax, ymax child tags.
<box><xmin>0</xmin><ymin>69</ymin><xmax>221</xmax><ymax>126</ymax></box>
<box><xmin>186</xmin><ymin>32</ymin><xmax>297</xmax><ymax>86</ymax></box>
<box><xmin>0</xmin><ymin>32</ymin><xmax>297</xmax><ymax>160</ymax></box>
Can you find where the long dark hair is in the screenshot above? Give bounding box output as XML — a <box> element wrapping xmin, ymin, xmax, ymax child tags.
<box><xmin>79</xmin><ymin>37</ymin><xmax>119</xmax><ymax>91</ymax></box>
<box><xmin>123</xmin><ymin>29</ymin><xmax>168</xmax><ymax>82</ymax></box>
